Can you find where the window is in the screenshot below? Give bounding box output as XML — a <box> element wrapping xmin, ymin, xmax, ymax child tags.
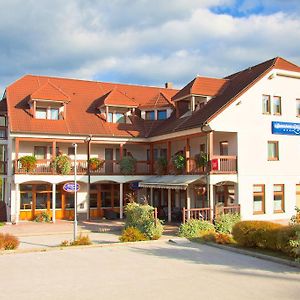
<box><xmin>101</xmin><ymin>191</ymin><xmax>112</xmax><ymax>208</ymax></box>
<box><xmin>296</xmin><ymin>185</ymin><xmax>300</xmax><ymax>209</ymax></box>
<box><xmin>89</xmin><ymin>193</ymin><xmax>98</xmax><ymax>208</ymax></box>
<box><xmin>36</xmin><ymin>108</ymin><xmax>47</xmax><ymax>119</ymax></box>
<box><xmin>49</xmin><ymin>146</ymin><xmax>60</xmax><ymax>156</ymax></box>
<box><xmin>273</xmin><ymin>184</ymin><xmax>284</xmax><ymax>213</ymax></box>
<box><xmin>220</xmin><ymin>141</ymin><xmax>229</xmax><ymax>156</ymax></box>
<box><xmin>0</xmin><ymin>116</ymin><xmax>6</xmax><ymax>126</ymax></box>
<box><xmin>160</xmin><ymin>148</ymin><xmax>167</xmax><ymax>159</ymax></box>
<box><xmin>107</xmin><ymin>112</ymin><xmax>113</xmax><ymax>122</ymax></box>
<box><xmin>145</xmin><ymin>111</ymin><xmax>155</xmax><ymax>120</ymax></box>
<box><xmin>273</xmin><ymin>96</ymin><xmax>282</xmax><ymax>115</ymax></box>
<box><xmin>49</xmin><ymin>108</ymin><xmax>59</xmax><ymax>120</ymax></box>
<box><xmin>297</xmin><ymin>99</ymin><xmax>300</xmax><ymax>117</ymax></box>
<box><xmin>34</xmin><ymin>146</ymin><xmax>46</xmax><ymax>159</ymax></box>
<box><xmin>253</xmin><ymin>184</ymin><xmax>265</xmax><ymax>214</ymax></box>
<box><xmin>262</xmin><ymin>95</ymin><xmax>271</xmax><ymax>114</ymax></box>
<box><xmin>268</xmin><ymin>141</ymin><xmax>279</xmax><ymax>160</ymax></box>
<box><xmin>68</xmin><ymin>147</ymin><xmax>75</xmax><ymax>156</ymax></box>
<box><xmin>115</xmin><ymin>113</ymin><xmax>126</xmax><ymax>123</ymax></box>
<box><xmin>157</xmin><ymin>110</ymin><xmax>167</xmax><ymax>120</ymax></box>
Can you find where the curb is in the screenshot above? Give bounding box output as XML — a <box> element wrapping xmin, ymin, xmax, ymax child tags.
<box><xmin>200</xmin><ymin>241</ymin><xmax>300</xmax><ymax>269</ymax></box>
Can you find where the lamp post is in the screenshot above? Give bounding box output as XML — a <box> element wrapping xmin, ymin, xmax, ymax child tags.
<box><xmin>200</xmin><ymin>123</ymin><xmax>213</xmax><ymax>220</ymax></box>
<box><xmin>73</xmin><ymin>143</ymin><xmax>78</xmax><ymax>242</ymax></box>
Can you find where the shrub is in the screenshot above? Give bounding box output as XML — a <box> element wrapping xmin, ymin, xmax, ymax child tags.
<box><xmin>155</xmin><ymin>157</ymin><xmax>168</xmax><ymax>175</ymax></box>
<box><xmin>89</xmin><ymin>157</ymin><xmax>104</xmax><ymax>171</ymax></box>
<box><xmin>52</xmin><ymin>155</ymin><xmax>71</xmax><ymax>175</ymax></box>
<box><xmin>34</xmin><ymin>211</ymin><xmax>51</xmax><ymax>223</ymax></box>
<box><xmin>120</xmin><ymin>156</ymin><xmax>137</xmax><ymax>175</ymax></box>
<box><xmin>214</xmin><ymin>213</ymin><xmax>241</xmax><ymax>234</ymax></box>
<box><xmin>289</xmin><ymin>229</ymin><xmax>300</xmax><ymax>258</ymax></box>
<box><xmin>178</xmin><ymin>219</ymin><xmax>215</xmax><ymax>238</ymax></box>
<box><xmin>19</xmin><ymin>155</ymin><xmax>37</xmax><ymax>172</ymax></box>
<box><xmin>124</xmin><ymin>202</ymin><xmax>163</xmax><ymax>240</ymax></box>
<box><xmin>232</xmin><ymin>221</ymin><xmax>282</xmax><ymax>248</ymax></box>
<box><xmin>0</xmin><ymin>233</ymin><xmax>20</xmax><ymax>250</ymax></box>
<box><xmin>119</xmin><ymin>227</ymin><xmax>148</xmax><ymax>242</ymax></box>
<box><xmin>290</xmin><ymin>207</ymin><xmax>300</xmax><ymax>225</ymax></box>
<box><xmin>172</xmin><ymin>152</ymin><xmax>186</xmax><ymax>173</ymax></box>
<box><xmin>215</xmin><ymin>233</ymin><xmax>235</xmax><ymax>245</ymax></box>
<box><xmin>70</xmin><ymin>234</ymin><xmax>91</xmax><ymax>246</ymax></box>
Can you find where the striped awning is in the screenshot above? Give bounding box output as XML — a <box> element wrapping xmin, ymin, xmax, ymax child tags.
<box><xmin>138</xmin><ymin>175</ymin><xmax>206</xmax><ymax>190</ymax></box>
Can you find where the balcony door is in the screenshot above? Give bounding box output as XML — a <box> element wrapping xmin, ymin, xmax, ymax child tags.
<box><xmin>105</xmin><ymin>148</ymin><xmax>114</xmax><ymax>173</ymax></box>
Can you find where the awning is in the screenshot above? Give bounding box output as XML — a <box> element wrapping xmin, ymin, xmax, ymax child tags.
<box><xmin>139</xmin><ymin>175</ymin><xmax>206</xmax><ymax>190</ymax></box>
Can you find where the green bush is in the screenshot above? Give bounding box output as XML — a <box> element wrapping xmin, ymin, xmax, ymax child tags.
<box><xmin>0</xmin><ymin>233</ymin><xmax>20</xmax><ymax>250</ymax></box>
<box><xmin>124</xmin><ymin>202</ymin><xmax>163</xmax><ymax>240</ymax></box>
<box><xmin>232</xmin><ymin>221</ymin><xmax>282</xmax><ymax>248</ymax></box>
<box><xmin>214</xmin><ymin>213</ymin><xmax>241</xmax><ymax>234</ymax></box>
<box><xmin>172</xmin><ymin>152</ymin><xmax>186</xmax><ymax>173</ymax></box>
<box><xmin>52</xmin><ymin>155</ymin><xmax>71</xmax><ymax>175</ymax></box>
<box><xmin>34</xmin><ymin>211</ymin><xmax>51</xmax><ymax>223</ymax></box>
<box><xmin>119</xmin><ymin>227</ymin><xmax>148</xmax><ymax>242</ymax></box>
<box><xmin>19</xmin><ymin>155</ymin><xmax>37</xmax><ymax>172</ymax></box>
<box><xmin>178</xmin><ymin>219</ymin><xmax>215</xmax><ymax>238</ymax></box>
<box><xmin>290</xmin><ymin>207</ymin><xmax>300</xmax><ymax>225</ymax></box>
<box><xmin>120</xmin><ymin>156</ymin><xmax>137</xmax><ymax>175</ymax></box>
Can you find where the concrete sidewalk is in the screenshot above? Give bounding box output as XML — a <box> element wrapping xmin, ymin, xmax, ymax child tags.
<box><xmin>0</xmin><ymin>220</ymin><xmax>178</xmax><ymax>251</ymax></box>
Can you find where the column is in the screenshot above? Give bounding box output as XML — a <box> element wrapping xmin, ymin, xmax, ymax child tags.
<box><xmin>191</xmin><ymin>96</ymin><xmax>195</xmax><ymax>111</ymax></box>
<box><xmin>52</xmin><ymin>183</ymin><xmax>56</xmax><ymax>223</ymax></box>
<box><xmin>15</xmin><ymin>183</ymin><xmax>20</xmax><ymax>224</ymax></box>
<box><xmin>187</xmin><ymin>187</ymin><xmax>191</xmax><ymax>220</ymax></box>
<box><xmin>52</xmin><ymin>140</ymin><xmax>56</xmax><ymax>174</ymax></box>
<box><xmin>167</xmin><ymin>189</ymin><xmax>171</xmax><ymax>222</ymax></box>
<box><xmin>150</xmin><ymin>187</ymin><xmax>153</xmax><ymax>206</ymax></box>
<box><xmin>119</xmin><ymin>183</ymin><xmax>124</xmax><ymax>219</ymax></box>
<box><xmin>15</xmin><ymin>138</ymin><xmax>19</xmax><ymax>172</ymax></box>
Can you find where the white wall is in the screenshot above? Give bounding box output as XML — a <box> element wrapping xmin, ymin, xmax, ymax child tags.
<box><xmin>210</xmin><ymin>70</ymin><xmax>300</xmax><ymax>220</ymax></box>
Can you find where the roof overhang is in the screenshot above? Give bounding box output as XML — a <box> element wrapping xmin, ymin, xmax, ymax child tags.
<box><xmin>139</xmin><ymin>175</ymin><xmax>206</xmax><ymax>190</ymax></box>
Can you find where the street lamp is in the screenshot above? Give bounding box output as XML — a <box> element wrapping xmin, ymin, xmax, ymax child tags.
<box><xmin>72</xmin><ymin>143</ymin><xmax>78</xmax><ymax>241</ymax></box>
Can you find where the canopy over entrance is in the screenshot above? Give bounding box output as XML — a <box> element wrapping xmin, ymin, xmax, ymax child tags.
<box><xmin>139</xmin><ymin>175</ymin><xmax>206</xmax><ymax>190</ymax></box>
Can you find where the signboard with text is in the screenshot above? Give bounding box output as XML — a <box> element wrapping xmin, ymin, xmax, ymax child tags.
<box><xmin>272</xmin><ymin>121</ymin><xmax>300</xmax><ymax>136</ymax></box>
<box><xmin>63</xmin><ymin>182</ymin><xmax>80</xmax><ymax>192</ymax></box>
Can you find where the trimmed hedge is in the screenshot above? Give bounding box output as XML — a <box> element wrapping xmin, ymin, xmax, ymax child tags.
<box><xmin>119</xmin><ymin>227</ymin><xmax>148</xmax><ymax>242</ymax></box>
<box><xmin>178</xmin><ymin>219</ymin><xmax>215</xmax><ymax>238</ymax></box>
<box><xmin>214</xmin><ymin>213</ymin><xmax>241</xmax><ymax>234</ymax></box>
<box><xmin>232</xmin><ymin>221</ymin><xmax>300</xmax><ymax>258</ymax></box>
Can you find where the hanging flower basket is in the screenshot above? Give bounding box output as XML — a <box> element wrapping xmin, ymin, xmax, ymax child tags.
<box><xmin>52</xmin><ymin>155</ymin><xmax>71</xmax><ymax>175</ymax></box>
<box><xmin>89</xmin><ymin>158</ymin><xmax>104</xmax><ymax>171</ymax></box>
<box><xmin>19</xmin><ymin>155</ymin><xmax>37</xmax><ymax>172</ymax></box>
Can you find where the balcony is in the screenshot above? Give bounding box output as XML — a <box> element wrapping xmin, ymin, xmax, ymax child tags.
<box><xmin>14</xmin><ymin>159</ymin><xmax>151</xmax><ymax>175</ymax></box>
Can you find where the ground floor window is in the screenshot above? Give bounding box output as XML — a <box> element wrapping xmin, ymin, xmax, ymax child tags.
<box><xmin>273</xmin><ymin>184</ymin><xmax>284</xmax><ymax>213</ymax></box>
<box><xmin>253</xmin><ymin>184</ymin><xmax>265</xmax><ymax>214</ymax></box>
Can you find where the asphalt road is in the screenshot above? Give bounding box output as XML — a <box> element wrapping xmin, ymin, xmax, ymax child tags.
<box><xmin>0</xmin><ymin>240</ymin><xmax>299</xmax><ymax>300</ymax></box>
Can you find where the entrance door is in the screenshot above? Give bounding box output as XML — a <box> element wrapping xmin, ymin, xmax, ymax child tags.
<box><xmin>105</xmin><ymin>148</ymin><xmax>114</xmax><ymax>173</ymax></box>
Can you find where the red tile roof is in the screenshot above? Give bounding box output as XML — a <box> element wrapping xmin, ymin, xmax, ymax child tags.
<box><xmin>4</xmin><ymin>57</ymin><xmax>300</xmax><ymax>138</ymax></box>
<box><xmin>31</xmin><ymin>81</ymin><xmax>70</xmax><ymax>102</ymax></box>
<box><xmin>140</xmin><ymin>91</ymin><xmax>173</xmax><ymax>109</ymax></box>
<box><xmin>98</xmin><ymin>88</ymin><xmax>138</xmax><ymax>108</ymax></box>
<box><xmin>172</xmin><ymin>77</ymin><xmax>228</xmax><ymax>100</ymax></box>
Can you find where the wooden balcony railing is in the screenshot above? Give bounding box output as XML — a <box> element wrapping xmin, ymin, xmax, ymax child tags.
<box><xmin>14</xmin><ymin>159</ymin><xmax>151</xmax><ymax>175</ymax></box>
<box><xmin>209</xmin><ymin>156</ymin><xmax>237</xmax><ymax>174</ymax></box>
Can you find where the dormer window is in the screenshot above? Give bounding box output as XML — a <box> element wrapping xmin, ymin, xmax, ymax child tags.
<box><xmin>145</xmin><ymin>110</ymin><xmax>155</xmax><ymax>120</ymax></box>
<box><xmin>35</xmin><ymin>105</ymin><xmax>61</xmax><ymax>120</ymax></box>
<box><xmin>157</xmin><ymin>110</ymin><xmax>167</xmax><ymax>120</ymax></box>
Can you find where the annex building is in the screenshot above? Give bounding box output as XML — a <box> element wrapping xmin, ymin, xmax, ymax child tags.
<box><xmin>0</xmin><ymin>56</ymin><xmax>299</xmax><ymax>223</ymax></box>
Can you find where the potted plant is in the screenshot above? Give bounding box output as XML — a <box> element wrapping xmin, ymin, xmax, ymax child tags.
<box><xmin>155</xmin><ymin>157</ymin><xmax>168</xmax><ymax>175</ymax></box>
<box><xmin>52</xmin><ymin>154</ymin><xmax>71</xmax><ymax>175</ymax></box>
<box><xmin>172</xmin><ymin>151</ymin><xmax>186</xmax><ymax>174</ymax></box>
<box><xmin>88</xmin><ymin>157</ymin><xmax>104</xmax><ymax>171</ymax></box>
<box><xmin>120</xmin><ymin>156</ymin><xmax>137</xmax><ymax>175</ymax></box>
<box><xmin>19</xmin><ymin>155</ymin><xmax>37</xmax><ymax>172</ymax></box>
<box><xmin>194</xmin><ymin>152</ymin><xmax>208</xmax><ymax>171</ymax></box>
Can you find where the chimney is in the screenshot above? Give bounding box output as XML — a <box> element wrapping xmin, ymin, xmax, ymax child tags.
<box><xmin>165</xmin><ymin>82</ymin><xmax>173</xmax><ymax>89</ymax></box>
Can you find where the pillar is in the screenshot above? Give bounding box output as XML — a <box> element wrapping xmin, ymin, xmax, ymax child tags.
<box><xmin>119</xmin><ymin>183</ymin><xmax>124</xmax><ymax>219</ymax></box>
<box><xmin>209</xmin><ymin>184</ymin><xmax>214</xmax><ymax>220</ymax></box>
<box><xmin>187</xmin><ymin>187</ymin><xmax>191</xmax><ymax>220</ymax></box>
<box><xmin>191</xmin><ymin>96</ymin><xmax>195</xmax><ymax>111</ymax></box>
<box><xmin>167</xmin><ymin>189</ymin><xmax>171</xmax><ymax>222</ymax></box>
<box><xmin>15</xmin><ymin>183</ymin><xmax>20</xmax><ymax>224</ymax></box>
<box><xmin>52</xmin><ymin>183</ymin><xmax>56</xmax><ymax>223</ymax></box>
<box><xmin>150</xmin><ymin>188</ymin><xmax>153</xmax><ymax>206</ymax></box>
<box><xmin>186</xmin><ymin>138</ymin><xmax>190</xmax><ymax>173</ymax></box>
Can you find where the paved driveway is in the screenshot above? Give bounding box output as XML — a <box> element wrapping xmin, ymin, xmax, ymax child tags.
<box><xmin>0</xmin><ymin>240</ymin><xmax>299</xmax><ymax>300</ymax></box>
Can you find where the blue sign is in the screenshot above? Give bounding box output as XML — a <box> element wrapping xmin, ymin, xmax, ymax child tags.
<box><xmin>129</xmin><ymin>181</ymin><xmax>140</xmax><ymax>191</ymax></box>
<box><xmin>63</xmin><ymin>182</ymin><xmax>80</xmax><ymax>192</ymax></box>
<box><xmin>272</xmin><ymin>121</ymin><xmax>300</xmax><ymax>136</ymax></box>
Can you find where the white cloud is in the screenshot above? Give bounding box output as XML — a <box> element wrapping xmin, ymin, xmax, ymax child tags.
<box><xmin>0</xmin><ymin>0</ymin><xmax>300</xmax><ymax>96</ymax></box>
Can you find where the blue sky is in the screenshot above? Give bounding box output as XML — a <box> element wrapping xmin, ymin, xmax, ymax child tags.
<box><xmin>0</xmin><ymin>0</ymin><xmax>299</xmax><ymax>95</ymax></box>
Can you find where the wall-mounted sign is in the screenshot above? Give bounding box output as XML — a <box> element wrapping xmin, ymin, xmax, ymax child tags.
<box><xmin>272</xmin><ymin>121</ymin><xmax>300</xmax><ymax>136</ymax></box>
<box><xmin>63</xmin><ymin>182</ymin><xmax>80</xmax><ymax>192</ymax></box>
